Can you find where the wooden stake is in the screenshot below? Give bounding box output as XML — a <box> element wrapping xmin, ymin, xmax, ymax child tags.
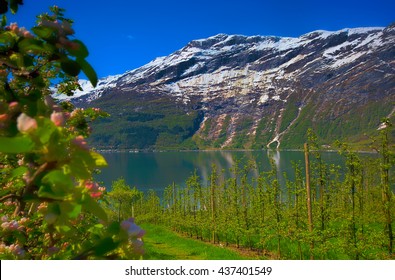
<box><xmin>304</xmin><ymin>143</ymin><xmax>314</xmax><ymax>259</ymax></box>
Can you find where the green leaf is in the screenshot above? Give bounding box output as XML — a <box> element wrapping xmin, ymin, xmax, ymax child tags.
<box><xmin>18</xmin><ymin>38</ymin><xmax>46</xmax><ymax>54</ymax></box>
<box><xmin>42</xmin><ymin>170</ymin><xmax>74</xmax><ymax>193</ymax></box>
<box><xmin>36</xmin><ymin>118</ymin><xmax>56</xmax><ymax>144</ymax></box>
<box><xmin>23</xmin><ymin>54</ymin><xmax>34</xmax><ymax>68</ymax></box>
<box><xmin>0</xmin><ymin>31</ymin><xmax>15</xmax><ymax>50</ymax></box>
<box><xmin>68</xmin><ymin>39</ymin><xmax>89</xmax><ymax>58</ymax></box>
<box><xmin>55</xmin><ymin>225</ymin><xmax>71</xmax><ymax>234</ymax></box>
<box><xmin>82</xmin><ymin>194</ymin><xmax>108</xmax><ymax>222</ymax></box>
<box><xmin>87</xmin><ymin>224</ymin><xmax>106</xmax><ymax>240</ymax></box>
<box><xmin>38</xmin><ymin>184</ymin><xmax>67</xmax><ymax>200</ymax></box>
<box><xmin>60</xmin><ymin>202</ymin><xmax>82</xmax><ymax>219</ymax></box>
<box><xmin>64</xmin><ymin>162</ymin><xmax>90</xmax><ymax>180</ymax></box>
<box><xmin>107</xmin><ymin>222</ymin><xmax>122</xmax><ymax>235</ymax></box>
<box><xmin>68</xmin><ymin>150</ymin><xmax>93</xmax><ymax>178</ymax></box>
<box><xmin>77</xmin><ymin>58</ymin><xmax>97</xmax><ymax>87</ymax></box>
<box><xmin>32</xmin><ymin>26</ymin><xmax>55</xmax><ymax>40</ymax></box>
<box><xmin>61</xmin><ymin>59</ymin><xmax>81</xmax><ymax>76</ymax></box>
<box><xmin>43</xmin><ymin>42</ymin><xmax>56</xmax><ymax>53</ymax></box>
<box><xmin>0</xmin><ymin>31</ymin><xmax>13</xmax><ymax>42</ymax></box>
<box><xmin>90</xmin><ymin>151</ymin><xmax>108</xmax><ymax>167</ymax></box>
<box><xmin>10</xmin><ymin>0</ymin><xmax>22</xmax><ymax>14</ymax></box>
<box><xmin>11</xmin><ymin>166</ymin><xmax>28</xmax><ymax>178</ymax></box>
<box><xmin>93</xmin><ymin>237</ymin><xmax>118</xmax><ymax>256</ymax></box>
<box><xmin>10</xmin><ymin>52</ymin><xmax>24</xmax><ymax>68</ymax></box>
<box><xmin>39</xmin><ymin>170</ymin><xmax>74</xmax><ymax>200</ymax></box>
<box><xmin>88</xmin><ymin>224</ymin><xmax>105</xmax><ymax>235</ymax></box>
<box><xmin>1</xmin><ymin>15</ymin><xmax>7</xmax><ymax>27</ymax></box>
<box><xmin>0</xmin><ymin>136</ymin><xmax>34</xmax><ymax>153</ymax></box>
<box><xmin>69</xmin><ymin>150</ymin><xmax>107</xmax><ymax>177</ymax></box>
<box><xmin>0</xmin><ymin>188</ymin><xmax>10</xmax><ymax>198</ymax></box>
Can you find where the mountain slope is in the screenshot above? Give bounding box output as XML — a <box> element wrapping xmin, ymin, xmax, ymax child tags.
<box><xmin>66</xmin><ymin>24</ymin><xmax>395</xmax><ymax>150</ymax></box>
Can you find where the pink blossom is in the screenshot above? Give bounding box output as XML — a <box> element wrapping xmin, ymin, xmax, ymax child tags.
<box><xmin>85</xmin><ymin>181</ymin><xmax>104</xmax><ymax>198</ymax></box>
<box><xmin>120</xmin><ymin>217</ymin><xmax>135</xmax><ymax>228</ymax></box>
<box><xmin>89</xmin><ymin>192</ymin><xmax>102</xmax><ymax>198</ymax></box>
<box><xmin>1</xmin><ymin>222</ymin><xmax>10</xmax><ymax>229</ymax></box>
<box><xmin>9</xmin><ymin>244</ymin><xmax>25</xmax><ymax>258</ymax></box>
<box><xmin>64</xmin><ymin>112</ymin><xmax>71</xmax><ymax>119</ymax></box>
<box><xmin>1</xmin><ymin>220</ymin><xmax>21</xmax><ymax>231</ymax></box>
<box><xmin>70</xmin><ymin>108</ymin><xmax>82</xmax><ymax>118</ymax></box>
<box><xmin>37</xmin><ymin>203</ymin><xmax>48</xmax><ymax>212</ymax></box>
<box><xmin>17</xmin><ymin>113</ymin><xmax>37</xmax><ymax>133</ymax></box>
<box><xmin>22</xmin><ymin>30</ymin><xmax>34</xmax><ymax>38</ymax></box>
<box><xmin>72</xmin><ymin>135</ymin><xmax>89</xmax><ymax>150</ymax></box>
<box><xmin>131</xmin><ymin>239</ymin><xmax>144</xmax><ymax>255</ymax></box>
<box><xmin>121</xmin><ymin>218</ymin><xmax>146</xmax><ymax>239</ymax></box>
<box><xmin>4</xmin><ymin>201</ymin><xmax>13</xmax><ymax>206</ymax></box>
<box><xmin>121</xmin><ymin>220</ymin><xmax>130</xmax><ymax>230</ymax></box>
<box><xmin>40</xmin><ymin>19</ymin><xmax>61</xmax><ymax>31</ymax></box>
<box><xmin>85</xmin><ymin>181</ymin><xmax>95</xmax><ymax>190</ymax></box>
<box><xmin>50</xmin><ymin>111</ymin><xmax>64</xmax><ymax>126</ymax></box>
<box><xmin>8</xmin><ymin>221</ymin><xmax>19</xmax><ymax>230</ymax></box>
<box><xmin>0</xmin><ymin>114</ymin><xmax>8</xmax><ymax>122</ymax></box>
<box><xmin>19</xmin><ymin>217</ymin><xmax>28</xmax><ymax>224</ymax></box>
<box><xmin>62</xmin><ymin>242</ymin><xmax>69</xmax><ymax>249</ymax></box>
<box><xmin>9</xmin><ymin>22</ymin><xmax>19</xmax><ymax>33</ymax></box>
<box><xmin>9</xmin><ymin>102</ymin><xmax>18</xmax><ymax>109</ymax></box>
<box><xmin>61</xmin><ymin>21</ymin><xmax>74</xmax><ymax>35</ymax></box>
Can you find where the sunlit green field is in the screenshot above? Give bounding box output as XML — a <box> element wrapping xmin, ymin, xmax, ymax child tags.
<box><xmin>141</xmin><ymin>223</ymin><xmax>250</xmax><ymax>260</ymax></box>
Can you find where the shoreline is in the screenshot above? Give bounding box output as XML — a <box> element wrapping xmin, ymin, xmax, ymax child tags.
<box><xmin>94</xmin><ymin>147</ymin><xmax>379</xmax><ymax>154</ymax></box>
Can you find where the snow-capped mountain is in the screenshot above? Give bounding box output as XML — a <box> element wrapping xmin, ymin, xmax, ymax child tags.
<box><xmin>65</xmin><ymin>24</ymin><xmax>395</xmax><ymax>150</ymax></box>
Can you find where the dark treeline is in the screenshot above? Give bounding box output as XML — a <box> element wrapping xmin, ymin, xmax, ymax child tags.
<box><xmin>109</xmin><ymin>125</ymin><xmax>394</xmax><ymax>260</ymax></box>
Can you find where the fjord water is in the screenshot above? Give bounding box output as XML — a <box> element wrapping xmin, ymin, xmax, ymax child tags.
<box><xmin>95</xmin><ymin>150</ymin><xmax>345</xmax><ymax>194</ymax></box>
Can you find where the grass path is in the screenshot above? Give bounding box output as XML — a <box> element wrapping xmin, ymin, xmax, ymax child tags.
<box><xmin>141</xmin><ymin>223</ymin><xmax>252</xmax><ymax>260</ymax></box>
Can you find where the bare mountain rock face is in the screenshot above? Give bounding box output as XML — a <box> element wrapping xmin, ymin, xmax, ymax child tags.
<box><xmin>60</xmin><ymin>24</ymin><xmax>395</xmax><ymax>150</ymax></box>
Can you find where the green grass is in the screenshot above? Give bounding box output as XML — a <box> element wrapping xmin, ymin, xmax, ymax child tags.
<box><xmin>140</xmin><ymin>223</ymin><xmax>249</xmax><ymax>260</ymax></box>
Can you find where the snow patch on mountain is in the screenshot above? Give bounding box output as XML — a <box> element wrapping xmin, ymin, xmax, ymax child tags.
<box><xmin>52</xmin><ymin>74</ymin><xmax>121</xmax><ymax>101</ymax></box>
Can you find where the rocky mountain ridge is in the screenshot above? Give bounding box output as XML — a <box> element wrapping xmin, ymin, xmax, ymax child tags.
<box><xmin>62</xmin><ymin>24</ymin><xmax>395</xmax><ymax>150</ymax></box>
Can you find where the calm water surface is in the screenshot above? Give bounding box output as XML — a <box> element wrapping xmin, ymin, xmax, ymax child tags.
<box><xmin>95</xmin><ymin>150</ymin><xmax>346</xmax><ymax>194</ymax></box>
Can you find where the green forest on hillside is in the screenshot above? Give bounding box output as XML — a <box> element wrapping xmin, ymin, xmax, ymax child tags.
<box><xmin>87</xmin><ymin>94</ymin><xmax>395</xmax><ymax>151</ymax></box>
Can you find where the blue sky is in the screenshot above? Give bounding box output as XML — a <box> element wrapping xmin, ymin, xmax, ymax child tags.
<box><xmin>8</xmin><ymin>0</ymin><xmax>395</xmax><ymax>78</ymax></box>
